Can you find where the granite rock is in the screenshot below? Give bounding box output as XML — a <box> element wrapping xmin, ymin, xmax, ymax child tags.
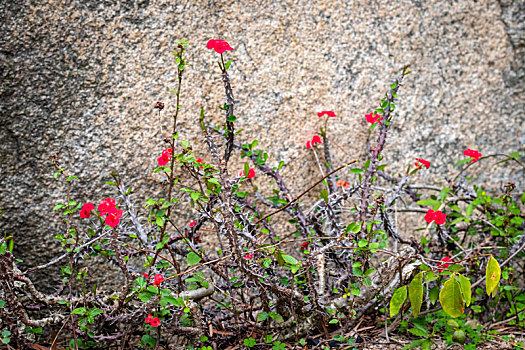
<box><xmin>0</xmin><ymin>0</ymin><xmax>523</xmax><ymax>289</ymax></box>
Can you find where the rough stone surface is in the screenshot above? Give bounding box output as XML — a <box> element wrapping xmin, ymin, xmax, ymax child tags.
<box><xmin>1</xmin><ymin>0</ymin><xmax>523</xmax><ymax>288</ymax></box>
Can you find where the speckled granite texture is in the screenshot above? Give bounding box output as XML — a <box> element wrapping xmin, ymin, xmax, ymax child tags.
<box><xmin>0</xmin><ymin>0</ymin><xmax>523</xmax><ymax>287</ymax></box>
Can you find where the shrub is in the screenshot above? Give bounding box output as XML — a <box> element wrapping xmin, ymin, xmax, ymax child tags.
<box><xmin>1</xmin><ymin>38</ymin><xmax>523</xmax><ymax>349</ymax></box>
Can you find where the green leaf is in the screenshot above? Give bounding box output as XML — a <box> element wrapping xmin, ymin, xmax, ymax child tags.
<box><xmin>508</xmin><ymin>152</ymin><xmax>519</xmax><ymax>160</ymax></box>
<box><xmin>440</xmin><ymin>187</ymin><xmax>450</xmax><ymax>201</ymax></box>
<box><xmin>163</xmin><ymin>296</ymin><xmax>180</xmax><ymax>306</ymax></box>
<box><xmin>457</xmin><ymin>274</ymin><xmax>472</xmax><ymax>306</ymax></box>
<box><xmin>320</xmin><ymin>188</ymin><xmax>329</xmax><ymax>202</ymax></box>
<box><xmin>408</xmin><ymin>327</ymin><xmax>428</xmax><ymax>337</ymax></box>
<box><xmin>364</xmin><ymin>159</ymin><xmax>370</xmax><ymax>171</ymax></box>
<box><xmin>190</xmin><ymin>191</ymin><xmax>200</xmax><ymax>201</ymax></box>
<box><xmin>282</xmin><ymin>255</ymin><xmax>297</xmax><ymax>265</ymax></box>
<box><xmin>181</xmin><ymin>140</ymin><xmax>189</xmax><ymax>148</ymax></box>
<box><xmin>485</xmin><ymin>255</ymin><xmax>501</xmax><ymax>297</ymax></box>
<box><xmin>350</xmin><ymin>168</ymin><xmax>363</xmax><ymax>174</ymax></box>
<box><xmin>187</xmin><ymin>252</ymin><xmax>202</xmax><ymax>266</ymax></box>
<box><xmin>244</xmin><ymin>338</ymin><xmax>256</xmax><ymax>347</ymax></box>
<box><xmin>454</xmin><ymin>158</ymin><xmax>472</xmax><ymax>167</ymax></box>
<box><xmin>424</xmin><ymin>271</ymin><xmax>437</xmax><ymax>283</ymax></box>
<box><xmin>429</xmin><ymin>285</ymin><xmax>439</xmax><ymax>305</ymax></box>
<box><xmin>53</xmin><ymin>203</ymin><xmax>65</xmax><ymax>210</ymax></box>
<box><xmin>272</xmin><ymin>313</ymin><xmax>284</xmax><ymax>322</ymax></box>
<box><xmin>138</xmin><ymin>291</ymin><xmax>155</xmax><ymax>303</ymax></box>
<box><xmin>71</xmin><ymin>307</ymin><xmax>87</xmax><ymax>315</ymax></box>
<box><xmin>244</xmin><ymin>162</ymin><xmax>250</xmax><ymax>178</ymax></box>
<box><xmin>0</xmin><ymin>242</ymin><xmax>6</xmax><ymax>255</ymax></box>
<box><xmin>358</xmin><ymin>239</ymin><xmax>368</xmax><ymax>248</ymax></box>
<box><xmin>225</xmin><ymin>59</ymin><xmax>233</xmax><ymax>71</ymax></box>
<box><xmin>257</xmin><ymin>311</ymin><xmax>269</xmax><ymax>322</ymax></box>
<box><xmin>390</xmin><ymin>286</ymin><xmax>407</xmax><ymax>317</ymax></box>
<box><xmin>447</xmin><ymin>319</ymin><xmax>460</xmax><ymax>328</ymax></box>
<box><xmin>227</xmin><ymin>115</ymin><xmax>236</xmax><ymax>122</ymax></box>
<box><xmin>439</xmin><ymin>278</ymin><xmax>465</xmax><ymax>318</ymax></box>
<box><xmin>0</xmin><ymin>300</ymin><xmax>5</xmax><ymax>308</ymax></box>
<box><xmin>409</xmin><ymin>272</ymin><xmax>424</xmax><ymax>317</ymax></box>
<box><xmin>465</xmin><ymin>203</ymin><xmax>474</xmax><ymax>217</ymax></box>
<box><xmin>416</xmin><ymin>199</ymin><xmax>441</xmax><ymax>208</ymax></box>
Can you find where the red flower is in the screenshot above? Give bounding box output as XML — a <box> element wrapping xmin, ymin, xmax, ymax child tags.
<box><xmin>98</xmin><ymin>198</ymin><xmax>117</xmax><ymax>216</ymax></box>
<box><xmin>306</xmin><ymin>135</ymin><xmax>322</xmax><ymax>149</ymax></box>
<box><xmin>424</xmin><ymin>209</ymin><xmax>436</xmax><ymax>224</ymax></box>
<box><xmin>150</xmin><ymin>317</ymin><xmax>161</xmax><ymax>328</ymax></box>
<box><xmin>189</xmin><ymin>221</ymin><xmax>196</xmax><ymax>228</ymax></box>
<box><xmin>240</xmin><ymin>168</ymin><xmax>256</xmax><ymax>179</ymax></box>
<box><xmin>207</xmin><ymin>39</ymin><xmax>233</xmax><ymax>54</ymax></box>
<box><xmin>317</xmin><ymin>111</ymin><xmax>336</xmax><ymax>118</ymax></box>
<box><xmin>105</xmin><ymin>209</ymin><xmax>123</xmax><ymax>228</ymax></box>
<box><xmin>336</xmin><ymin>180</ymin><xmax>350</xmax><ymax>189</ymax></box>
<box><xmin>145</xmin><ymin>314</ymin><xmax>161</xmax><ymax>327</ymax></box>
<box><xmin>195</xmin><ymin>158</ymin><xmax>203</xmax><ymax>164</ymax></box>
<box><xmin>424</xmin><ymin>209</ymin><xmax>446</xmax><ymax>225</ymax></box>
<box><xmin>365</xmin><ymin>112</ymin><xmax>383</xmax><ymax>124</ymax></box>
<box><xmin>434</xmin><ymin>211</ymin><xmax>446</xmax><ymax>225</ymax></box>
<box><xmin>438</xmin><ymin>257</ymin><xmax>452</xmax><ymax>272</ymax></box>
<box><xmin>244</xmin><ymin>254</ymin><xmax>254</xmax><ymax>260</ymax></box>
<box><xmin>153</xmin><ymin>274</ymin><xmax>164</xmax><ymax>286</ymax></box>
<box><xmin>415</xmin><ymin>158</ymin><xmax>430</xmax><ymax>169</ymax></box>
<box><xmin>463</xmin><ymin>149</ymin><xmax>482</xmax><ymax>162</ymax></box>
<box><xmin>79</xmin><ymin>203</ymin><xmax>95</xmax><ymax>219</ymax></box>
<box><xmin>301</xmin><ymin>241</ymin><xmax>310</xmax><ymax>250</ymax></box>
<box><xmin>142</xmin><ymin>273</ymin><xmax>149</xmax><ymax>279</ymax></box>
<box><xmin>157</xmin><ymin>149</ymin><xmax>171</xmax><ymax>166</ymax></box>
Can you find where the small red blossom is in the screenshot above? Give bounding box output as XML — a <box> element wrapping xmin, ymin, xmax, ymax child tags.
<box><xmin>301</xmin><ymin>241</ymin><xmax>310</xmax><ymax>250</ymax></box>
<box><xmin>142</xmin><ymin>273</ymin><xmax>149</xmax><ymax>279</ymax></box>
<box><xmin>434</xmin><ymin>211</ymin><xmax>447</xmax><ymax>225</ymax></box>
<box><xmin>463</xmin><ymin>149</ymin><xmax>482</xmax><ymax>162</ymax></box>
<box><xmin>195</xmin><ymin>158</ymin><xmax>203</xmax><ymax>164</ymax></box>
<box><xmin>424</xmin><ymin>209</ymin><xmax>446</xmax><ymax>225</ymax></box>
<box><xmin>105</xmin><ymin>209</ymin><xmax>123</xmax><ymax>228</ymax></box>
<box><xmin>240</xmin><ymin>168</ymin><xmax>256</xmax><ymax>179</ymax></box>
<box><xmin>153</xmin><ymin>274</ymin><xmax>164</xmax><ymax>287</ymax></box>
<box><xmin>79</xmin><ymin>203</ymin><xmax>95</xmax><ymax>219</ymax></box>
<box><xmin>415</xmin><ymin>158</ymin><xmax>430</xmax><ymax>169</ymax></box>
<box><xmin>145</xmin><ymin>314</ymin><xmax>161</xmax><ymax>327</ymax></box>
<box><xmin>98</xmin><ymin>198</ymin><xmax>117</xmax><ymax>216</ymax></box>
<box><xmin>438</xmin><ymin>257</ymin><xmax>452</xmax><ymax>272</ymax></box>
<box><xmin>317</xmin><ymin>111</ymin><xmax>336</xmax><ymax>118</ymax></box>
<box><xmin>157</xmin><ymin>148</ymin><xmax>174</xmax><ymax>166</ymax></box>
<box><xmin>336</xmin><ymin>180</ymin><xmax>350</xmax><ymax>189</ymax></box>
<box><xmin>244</xmin><ymin>254</ymin><xmax>254</xmax><ymax>260</ymax></box>
<box><xmin>365</xmin><ymin>112</ymin><xmax>383</xmax><ymax>124</ymax></box>
<box><xmin>424</xmin><ymin>209</ymin><xmax>436</xmax><ymax>224</ymax></box>
<box><xmin>311</xmin><ymin>135</ymin><xmax>322</xmax><ymax>145</ymax></box>
<box><xmin>306</xmin><ymin>135</ymin><xmax>322</xmax><ymax>149</ymax></box>
<box><xmin>150</xmin><ymin>317</ymin><xmax>161</xmax><ymax>328</ymax></box>
<box><xmin>189</xmin><ymin>221</ymin><xmax>196</xmax><ymax>228</ymax></box>
<box><xmin>207</xmin><ymin>39</ymin><xmax>233</xmax><ymax>54</ymax></box>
